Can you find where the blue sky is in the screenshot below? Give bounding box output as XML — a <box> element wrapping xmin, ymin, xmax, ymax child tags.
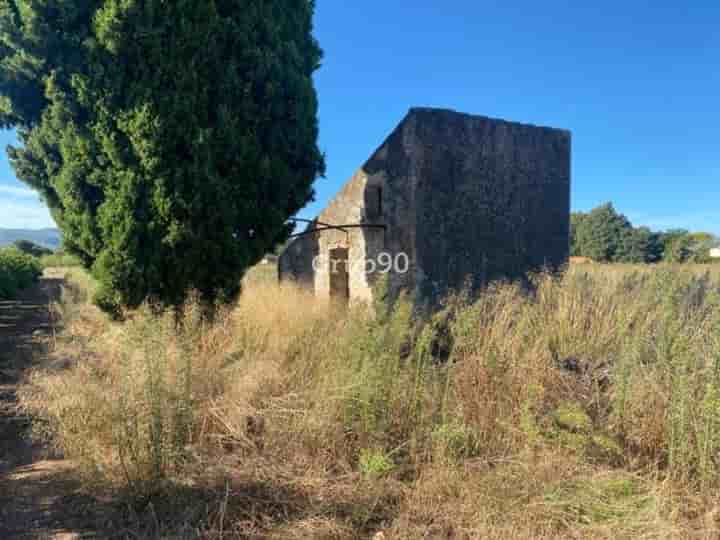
<box><xmin>1</xmin><ymin>1</ymin><xmax>718</xmax><ymax>233</ymax></box>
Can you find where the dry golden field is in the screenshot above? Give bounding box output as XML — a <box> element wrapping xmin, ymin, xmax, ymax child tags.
<box><xmin>18</xmin><ymin>263</ymin><xmax>720</xmax><ymax>538</ymax></box>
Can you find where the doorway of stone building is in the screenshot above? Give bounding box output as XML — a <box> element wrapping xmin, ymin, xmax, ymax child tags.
<box><xmin>329</xmin><ymin>247</ymin><xmax>349</xmax><ymax>306</ymax></box>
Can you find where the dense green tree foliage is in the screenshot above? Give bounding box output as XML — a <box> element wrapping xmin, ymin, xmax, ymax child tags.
<box><xmin>622</xmin><ymin>226</ymin><xmax>664</xmax><ymax>264</ymax></box>
<box><xmin>571</xmin><ymin>203</ymin><xmax>716</xmax><ymax>263</ymax></box>
<box><xmin>0</xmin><ymin>0</ymin><xmax>325</xmax><ymax>313</ymax></box>
<box><xmin>572</xmin><ymin>203</ymin><xmax>634</xmax><ymax>262</ymax></box>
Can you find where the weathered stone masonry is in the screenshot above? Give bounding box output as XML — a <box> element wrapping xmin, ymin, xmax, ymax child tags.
<box><xmin>279</xmin><ymin>108</ymin><xmax>571</xmax><ymax>306</ymax></box>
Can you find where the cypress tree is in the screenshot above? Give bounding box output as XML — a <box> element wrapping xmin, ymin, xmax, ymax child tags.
<box><xmin>0</xmin><ymin>0</ymin><xmax>324</xmax><ymax>314</ymax></box>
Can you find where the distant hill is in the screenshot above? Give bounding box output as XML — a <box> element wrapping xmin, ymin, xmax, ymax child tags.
<box><xmin>0</xmin><ymin>228</ymin><xmax>61</xmax><ymax>249</ymax></box>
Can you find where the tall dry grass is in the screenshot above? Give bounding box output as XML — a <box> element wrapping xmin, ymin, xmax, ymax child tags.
<box><xmin>19</xmin><ymin>263</ymin><xmax>720</xmax><ymax>538</ymax></box>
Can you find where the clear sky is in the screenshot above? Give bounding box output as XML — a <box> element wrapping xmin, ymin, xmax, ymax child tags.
<box><xmin>1</xmin><ymin>1</ymin><xmax>718</xmax><ymax>233</ymax></box>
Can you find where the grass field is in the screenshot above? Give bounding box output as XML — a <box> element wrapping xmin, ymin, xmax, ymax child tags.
<box><xmin>18</xmin><ymin>263</ymin><xmax>720</xmax><ymax>538</ymax></box>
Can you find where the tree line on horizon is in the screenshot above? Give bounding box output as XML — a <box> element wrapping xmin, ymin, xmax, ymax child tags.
<box><xmin>571</xmin><ymin>203</ymin><xmax>719</xmax><ymax>264</ymax></box>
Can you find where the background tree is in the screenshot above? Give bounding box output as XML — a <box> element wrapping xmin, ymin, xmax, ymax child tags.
<box><xmin>13</xmin><ymin>240</ymin><xmax>52</xmax><ymax>258</ymax></box>
<box><xmin>571</xmin><ymin>203</ymin><xmax>634</xmax><ymax>262</ymax></box>
<box><xmin>0</xmin><ymin>0</ymin><xmax>325</xmax><ymax>314</ymax></box>
<box><xmin>686</xmin><ymin>232</ymin><xmax>717</xmax><ymax>263</ymax></box>
<box><xmin>617</xmin><ymin>226</ymin><xmax>663</xmax><ymax>263</ymax></box>
<box><xmin>569</xmin><ymin>204</ymin><xmax>715</xmax><ymax>264</ymax></box>
<box><xmin>660</xmin><ymin>229</ymin><xmax>692</xmax><ymax>263</ymax></box>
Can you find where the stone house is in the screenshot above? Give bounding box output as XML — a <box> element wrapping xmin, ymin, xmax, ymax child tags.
<box><xmin>710</xmin><ymin>248</ymin><xmax>720</xmax><ymax>259</ymax></box>
<box><xmin>279</xmin><ymin>108</ymin><xmax>571</xmax><ymax>306</ymax></box>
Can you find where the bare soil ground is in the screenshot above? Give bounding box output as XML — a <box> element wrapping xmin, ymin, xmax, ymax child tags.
<box><xmin>0</xmin><ymin>273</ymin><xmax>112</xmax><ymax>539</ymax></box>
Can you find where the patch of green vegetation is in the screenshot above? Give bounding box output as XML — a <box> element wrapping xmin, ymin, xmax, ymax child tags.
<box><xmin>544</xmin><ymin>473</ymin><xmax>656</xmax><ymax>526</ymax></box>
<box><xmin>432</xmin><ymin>422</ymin><xmax>479</xmax><ymax>462</ymax></box>
<box><xmin>555</xmin><ymin>430</ymin><xmax>591</xmax><ymax>454</ymax></box>
<box><xmin>553</xmin><ymin>401</ymin><xmax>593</xmax><ymax>433</ymax></box>
<box><xmin>551</xmin><ymin>431</ymin><xmax>623</xmax><ymax>465</ymax></box>
<box><xmin>39</xmin><ymin>251</ymin><xmax>83</xmax><ymax>269</ymax></box>
<box><xmin>590</xmin><ymin>434</ymin><xmax>624</xmax><ymax>464</ymax></box>
<box><xmin>359</xmin><ymin>448</ymin><xmax>395</xmax><ymax>477</ymax></box>
<box><xmin>549</xmin><ymin>404</ymin><xmax>624</xmax><ymax>464</ymax></box>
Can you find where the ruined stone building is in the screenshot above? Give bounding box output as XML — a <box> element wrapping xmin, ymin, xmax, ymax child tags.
<box><xmin>279</xmin><ymin>108</ymin><xmax>571</xmax><ymax>306</ymax></box>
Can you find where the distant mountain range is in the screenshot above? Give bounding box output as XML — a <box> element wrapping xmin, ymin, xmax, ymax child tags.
<box><xmin>0</xmin><ymin>228</ymin><xmax>61</xmax><ymax>249</ymax></box>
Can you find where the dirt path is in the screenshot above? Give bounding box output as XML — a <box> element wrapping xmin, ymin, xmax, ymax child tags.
<box><xmin>0</xmin><ymin>273</ymin><xmax>105</xmax><ymax>539</ymax></box>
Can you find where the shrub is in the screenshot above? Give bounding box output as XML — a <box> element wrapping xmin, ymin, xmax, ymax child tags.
<box><xmin>359</xmin><ymin>448</ymin><xmax>395</xmax><ymax>477</ymax></box>
<box><xmin>0</xmin><ymin>246</ymin><xmax>42</xmax><ymax>299</ymax></box>
<box><xmin>39</xmin><ymin>251</ymin><xmax>83</xmax><ymax>269</ymax></box>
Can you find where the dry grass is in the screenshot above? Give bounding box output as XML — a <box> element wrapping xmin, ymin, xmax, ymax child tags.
<box><xmin>18</xmin><ymin>263</ymin><xmax>720</xmax><ymax>538</ymax></box>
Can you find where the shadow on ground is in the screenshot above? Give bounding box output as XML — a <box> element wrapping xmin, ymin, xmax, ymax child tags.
<box><xmin>0</xmin><ymin>276</ymin><xmax>120</xmax><ymax>539</ymax></box>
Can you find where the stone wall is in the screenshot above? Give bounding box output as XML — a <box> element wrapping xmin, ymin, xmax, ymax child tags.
<box><xmin>408</xmin><ymin>108</ymin><xmax>571</xmax><ymax>301</ymax></box>
<box><xmin>278</xmin><ymin>165</ymin><xmax>393</xmax><ymax>304</ymax></box>
<box><xmin>279</xmin><ymin>108</ymin><xmax>571</xmax><ymax>307</ymax></box>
